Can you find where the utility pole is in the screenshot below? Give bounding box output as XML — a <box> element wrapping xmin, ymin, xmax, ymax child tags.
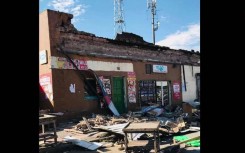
<box><xmin>147</xmin><ymin>0</ymin><xmax>159</xmax><ymax>45</ymax></box>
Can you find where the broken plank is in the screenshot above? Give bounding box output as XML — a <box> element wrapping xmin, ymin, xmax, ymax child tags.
<box><xmin>159</xmin><ymin>127</ymin><xmax>169</xmax><ymax>133</ymax></box>
<box><xmin>112</xmin><ymin>118</ymin><xmax>128</xmax><ymax>123</ymax></box>
<box><xmin>85</xmin><ymin>135</ymin><xmax>116</xmax><ymax>142</ymax></box>
<box><xmin>92</xmin><ymin>132</ymin><xmax>109</xmax><ymax>138</ymax></box>
<box><xmin>64</xmin><ymin>129</ymin><xmax>84</xmax><ymax>134</ymax></box>
<box><xmin>83</xmin><ymin>117</ymin><xmax>92</xmax><ymax>131</ymax></box>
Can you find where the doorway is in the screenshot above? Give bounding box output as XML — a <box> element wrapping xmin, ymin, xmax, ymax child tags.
<box><xmin>156</xmin><ymin>81</ymin><xmax>171</xmax><ymax>106</ymax></box>
<box><xmin>112</xmin><ymin>77</ymin><xmax>126</xmax><ymax>114</ymax></box>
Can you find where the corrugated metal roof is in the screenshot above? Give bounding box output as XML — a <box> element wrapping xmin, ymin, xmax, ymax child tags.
<box><xmin>94</xmin><ymin>123</ymin><xmax>129</xmax><ymax>135</ymax></box>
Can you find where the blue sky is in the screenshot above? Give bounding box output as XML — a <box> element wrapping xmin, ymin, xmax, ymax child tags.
<box><xmin>40</xmin><ymin>0</ymin><xmax>200</xmax><ymax>51</ymax></box>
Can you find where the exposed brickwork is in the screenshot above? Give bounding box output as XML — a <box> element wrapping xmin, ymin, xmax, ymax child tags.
<box><xmin>44</xmin><ymin>10</ymin><xmax>199</xmax><ymax>66</ymax></box>
<box><xmin>115</xmin><ymin>32</ymin><xmax>150</xmax><ymax>45</ymax></box>
<box><xmin>57</xmin><ymin>32</ymin><xmax>199</xmax><ymax>65</ymax></box>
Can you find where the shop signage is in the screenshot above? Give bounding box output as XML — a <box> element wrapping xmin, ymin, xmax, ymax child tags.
<box><xmin>39</xmin><ymin>50</ymin><xmax>47</xmax><ymax>64</ymax></box>
<box><xmin>153</xmin><ymin>65</ymin><xmax>168</xmax><ymax>73</ymax></box>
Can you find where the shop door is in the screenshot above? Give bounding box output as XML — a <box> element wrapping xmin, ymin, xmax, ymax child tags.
<box><xmin>156</xmin><ymin>81</ymin><xmax>170</xmax><ymax>106</ymax></box>
<box><xmin>112</xmin><ymin>77</ymin><xmax>125</xmax><ymax>114</ymax></box>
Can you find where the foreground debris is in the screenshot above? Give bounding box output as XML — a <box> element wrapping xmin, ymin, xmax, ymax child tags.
<box><xmin>40</xmin><ymin>102</ymin><xmax>200</xmax><ymax>152</ymax></box>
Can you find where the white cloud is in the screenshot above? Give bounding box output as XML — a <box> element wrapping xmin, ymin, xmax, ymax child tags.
<box><xmin>49</xmin><ymin>0</ymin><xmax>74</xmax><ymax>12</ymax></box>
<box><xmin>156</xmin><ymin>23</ymin><xmax>200</xmax><ymax>51</ymax></box>
<box><xmin>71</xmin><ymin>5</ymin><xmax>87</xmax><ymax>17</ymax></box>
<box><xmin>48</xmin><ymin>0</ymin><xmax>87</xmax><ymax>23</ymax></box>
<box><xmin>160</xmin><ymin>16</ymin><xmax>167</xmax><ymax>22</ymax></box>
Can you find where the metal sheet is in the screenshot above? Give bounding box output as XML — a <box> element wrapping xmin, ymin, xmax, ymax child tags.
<box><xmin>64</xmin><ymin>136</ymin><xmax>103</xmax><ymax>150</ymax></box>
<box><xmin>96</xmin><ymin>123</ymin><xmax>129</xmax><ymax>135</ymax></box>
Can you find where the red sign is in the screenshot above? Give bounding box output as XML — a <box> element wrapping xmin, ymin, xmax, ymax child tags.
<box><xmin>173</xmin><ymin>81</ymin><xmax>181</xmax><ymax>101</ymax></box>
<box><xmin>39</xmin><ymin>73</ymin><xmax>53</xmax><ymax>100</ymax></box>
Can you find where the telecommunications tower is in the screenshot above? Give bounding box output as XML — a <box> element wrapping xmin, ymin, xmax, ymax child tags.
<box><xmin>147</xmin><ymin>0</ymin><xmax>160</xmax><ymax>45</ymax></box>
<box><xmin>114</xmin><ymin>0</ymin><xmax>126</xmax><ymax>37</ymax></box>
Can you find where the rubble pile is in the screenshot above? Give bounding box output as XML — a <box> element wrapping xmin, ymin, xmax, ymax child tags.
<box><xmin>42</xmin><ymin>101</ymin><xmax>200</xmax><ymax>152</ymax></box>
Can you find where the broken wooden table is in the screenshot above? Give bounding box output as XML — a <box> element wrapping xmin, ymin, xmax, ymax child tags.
<box><xmin>123</xmin><ymin>121</ymin><xmax>160</xmax><ymax>153</ymax></box>
<box><xmin>39</xmin><ymin>114</ymin><xmax>57</xmax><ymax>143</ymax></box>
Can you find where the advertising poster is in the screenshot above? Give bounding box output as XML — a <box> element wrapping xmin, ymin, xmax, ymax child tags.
<box><xmin>98</xmin><ymin>76</ymin><xmax>112</xmax><ymax>108</ymax></box>
<box><xmin>39</xmin><ymin>73</ymin><xmax>53</xmax><ymax>101</ymax></box>
<box><xmin>99</xmin><ymin>76</ymin><xmax>112</xmax><ymax>96</ymax></box>
<box><xmin>127</xmin><ymin>72</ymin><xmax>136</xmax><ymax>103</ymax></box>
<box><xmin>173</xmin><ymin>81</ymin><xmax>181</xmax><ymax>101</ymax></box>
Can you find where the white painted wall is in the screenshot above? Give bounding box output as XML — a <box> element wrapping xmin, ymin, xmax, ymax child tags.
<box><xmin>181</xmin><ymin>65</ymin><xmax>200</xmax><ymax>102</ymax></box>
<box><xmin>50</xmin><ymin>56</ymin><xmax>134</xmax><ymax>72</ymax></box>
<box><xmin>87</xmin><ymin>61</ymin><xmax>133</xmax><ymax>72</ymax></box>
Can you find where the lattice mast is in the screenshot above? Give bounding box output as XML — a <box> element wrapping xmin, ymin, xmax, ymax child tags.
<box><xmin>114</xmin><ymin>0</ymin><xmax>126</xmax><ymax>37</ymax></box>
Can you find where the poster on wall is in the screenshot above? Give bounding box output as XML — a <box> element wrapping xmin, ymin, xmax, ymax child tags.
<box><xmin>98</xmin><ymin>76</ymin><xmax>112</xmax><ymax>108</ymax></box>
<box><xmin>99</xmin><ymin>76</ymin><xmax>112</xmax><ymax>96</ymax></box>
<box><xmin>128</xmin><ymin>79</ymin><xmax>136</xmax><ymax>103</ymax></box>
<box><xmin>39</xmin><ymin>73</ymin><xmax>53</xmax><ymax>101</ymax></box>
<box><xmin>173</xmin><ymin>81</ymin><xmax>181</xmax><ymax>101</ymax></box>
<box><xmin>127</xmin><ymin>72</ymin><xmax>136</xmax><ymax>103</ymax></box>
<box><xmin>51</xmin><ymin>56</ymin><xmax>88</xmax><ymax>70</ymax></box>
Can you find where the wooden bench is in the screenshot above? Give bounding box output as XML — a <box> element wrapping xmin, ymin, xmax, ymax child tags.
<box><xmin>39</xmin><ymin>114</ymin><xmax>57</xmax><ymax>144</ymax></box>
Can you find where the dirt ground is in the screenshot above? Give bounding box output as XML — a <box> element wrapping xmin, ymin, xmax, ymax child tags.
<box><xmin>39</xmin><ymin>122</ymin><xmax>200</xmax><ymax>153</ymax></box>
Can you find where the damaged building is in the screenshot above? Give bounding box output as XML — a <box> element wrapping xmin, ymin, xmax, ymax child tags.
<box><xmin>39</xmin><ymin>10</ymin><xmax>200</xmax><ymax>120</ymax></box>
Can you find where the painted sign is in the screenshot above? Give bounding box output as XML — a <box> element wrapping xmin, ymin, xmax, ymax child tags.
<box><xmin>51</xmin><ymin>56</ymin><xmax>88</xmax><ymax>70</ymax></box>
<box><xmin>153</xmin><ymin>65</ymin><xmax>168</xmax><ymax>73</ymax></box>
<box><xmin>127</xmin><ymin>72</ymin><xmax>136</xmax><ymax>103</ymax></box>
<box><xmin>173</xmin><ymin>81</ymin><xmax>181</xmax><ymax>101</ymax></box>
<box><xmin>39</xmin><ymin>50</ymin><xmax>47</xmax><ymax>64</ymax></box>
<box><xmin>69</xmin><ymin>84</ymin><xmax>75</xmax><ymax>93</ymax></box>
<box><xmin>39</xmin><ymin>73</ymin><xmax>53</xmax><ymax>101</ymax></box>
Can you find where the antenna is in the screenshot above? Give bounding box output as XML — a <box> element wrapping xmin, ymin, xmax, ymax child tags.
<box><xmin>147</xmin><ymin>0</ymin><xmax>159</xmax><ymax>45</ymax></box>
<box><xmin>114</xmin><ymin>0</ymin><xmax>126</xmax><ymax>37</ymax></box>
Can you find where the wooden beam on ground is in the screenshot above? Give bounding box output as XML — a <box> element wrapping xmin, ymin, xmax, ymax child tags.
<box><xmin>83</xmin><ymin>117</ymin><xmax>92</xmax><ymax>131</ymax></box>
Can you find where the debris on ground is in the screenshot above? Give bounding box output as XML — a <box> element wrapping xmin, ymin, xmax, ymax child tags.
<box><xmin>40</xmin><ymin>102</ymin><xmax>200</xmax><ymax>152</ymax></box>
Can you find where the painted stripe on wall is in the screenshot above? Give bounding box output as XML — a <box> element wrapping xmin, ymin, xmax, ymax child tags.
<box><xmin>87</xmin><ymin>61</ymin><xmax>133</xmax><ymax>72</ymax></box>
